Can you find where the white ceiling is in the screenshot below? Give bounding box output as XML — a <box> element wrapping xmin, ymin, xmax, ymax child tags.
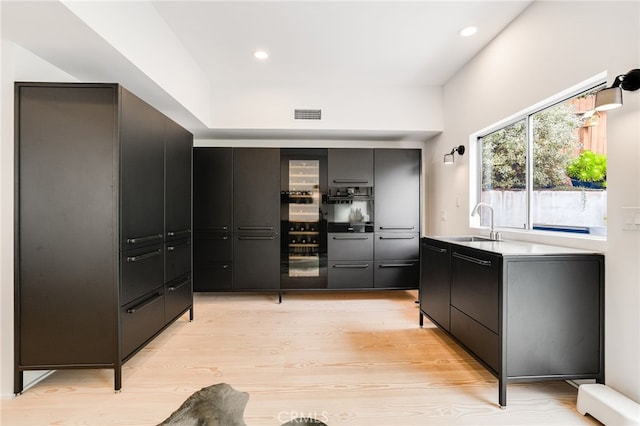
<box><xmin>153</xmin><ymin>1</ymin><xmax>532</xmax><ymax>88</ymax></box>
<box><xmin>2</xmin><ymin>1</ymin><xmax>534</xmax><ymax>140</ymax></box>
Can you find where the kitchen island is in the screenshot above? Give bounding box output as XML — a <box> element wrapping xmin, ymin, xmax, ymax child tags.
<box><xmin>419</xmin><ymin>236</ymin><xmax>604</xmax><ymax>407</ymax></box>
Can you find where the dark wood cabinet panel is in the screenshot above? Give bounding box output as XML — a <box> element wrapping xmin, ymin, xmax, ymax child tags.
<box><xmin>165</xmin><ymin>119</ymin><xmax>192</xmax><ymax>240</ymax></box>
<box><xmin>328</xmin><ymin>148</ymin><xmax>373</xmax><ymax>187</ymax></box>
<box><xmin>328</xmin><ymin>261</ymin><xmax>373</xmax><ymax>289</ymax></box>
<box><xmin>165</xmin><ymin>277</ymin><xmax>192</xmax><ymax>324</ymax></box>
<box><xmin>233</xmin><ymin>234</ymin><xmax>280</xmax><ymax>290</ymax></box>
<box><xmin>120</xmin><ymin>89</ymin><xmax>165</xmax><ymax>251</ymax></box>
<box><xmin>193</xmin><ymin>147</ymin><xmax>232</xmax><ymax>231</ymax></box>
<box><xmin>373</xmin><ymin>260</ymin><xmax>419</xmax><ymax>288</ymax></box>
<box><xmin>374</xmin><ymin>149</ymin><xmax>420</xmax><ymax>232</ymax></box>
<box><xmin>16</xmin><ymin>84</ymin><xmax>119</xmax><ymax>368</ymax></box>
<box><xmin>233</xmin><ymin>148</ymin><xmax>280</xmax><ymax>231</ymax></box>
<box><xmin>374</xmin><ymin>233</ymin><xmax>419</xmax><ymax>260</ymax></box>
<box><xmin>450</xmin><ymin>248</ymin><xmax>501</xmax><ymax>333</ymax></box>
<box><xmin>419</xmin><ymin>238</ymin><xmax>451</xmax><ymax>331</ymax></box>
<box><xmin>15</xmin><ymin>83</ymin><xmax>192</xmax><ymax>394</ymax></box>
<box><xmin>120</xmin><ymin>244</ymin><xmax>164</xmax><ymax>305</ymax></box>
<box><xmin>327</xmin><ymin>233</ymin><xmax>373</xmax><ymax>261</ymax></box>
<box><xmin>165</xmin><ymin>239</ymin><xmax>192</xmax><ymax>284</ymax></box>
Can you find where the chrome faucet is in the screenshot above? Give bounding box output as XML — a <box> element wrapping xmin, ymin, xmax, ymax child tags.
<box><xmin>471</xmin><ymin>202</ymin><xmax>501</xmax><ymax>241</ymax></box>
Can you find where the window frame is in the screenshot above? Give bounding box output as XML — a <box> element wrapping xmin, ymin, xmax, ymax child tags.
<box><xmin>469</xmin><ymin>72</ymin><xmax>608</xmax><ymax>240</ymax></box>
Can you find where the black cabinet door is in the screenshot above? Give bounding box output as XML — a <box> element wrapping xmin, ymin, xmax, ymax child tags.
<box><xmin>233</xmin><ymin>234</ymin><xmax>280</xmax><ymax>290</ymax></box>
<box><xmin>165</xmin><ymin>118</ymin><xmax>192</xmax><ymax>241</ymax></box>
<box><xmin>450</xmin><ymin>247</ymin><xmax>501</xmax><ymax>333</ymax></box>
<box><xmin>120</xmin><ymin>88</ymin><xmax>165</xmax><ymax>250</ymax></box>
<box><xmin>193</xmin><ymin>147</ymin><xmax>233</xmax><ymax>232</ymax></box>
<box><xmin>233</xmin><ymin>148</ymin><xmax>280</xmax><ymax>231</ymax></box>
<box><xmin>17</xmin><ymin>84</ymin><xmax>118</xmax><ymax>367</ymax></box>
<box><xmin>419</xmin><ymin>238</ymin><xmax>451</xmax><ymax>331</ymax></box>
<box><xmin>328</xmin><ymin>148</ymin><xmax>374</xmax><ymax>187</ymax></box>
<box><xmin>374</xmin><ymin>149</ymin><xmax>420</xmax><ymax>232</ymax></box>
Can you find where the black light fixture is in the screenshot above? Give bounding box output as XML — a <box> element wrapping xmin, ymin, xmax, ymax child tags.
<box><xmin>444</xmin><ymin>145</ymin><xmax>465</xmax><ymax>164</ymax></box>
<box><xmin>594</xmin><ymin>68</ymin><xmax>640</xmax><ymax>111</ymax></box>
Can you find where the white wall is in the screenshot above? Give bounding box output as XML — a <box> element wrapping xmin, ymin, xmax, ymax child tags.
<box><xmin>210</xmin><ymin>83</ymin><xmax>443</xmax><ymax>133</ymax></box>
<box><xmin>426</xmin><ymin>1</ymin><xmax>639</xmax><ymax>402</ymax></box>
<box><xmin>0</xmin><ymin>41</ymin><xmax>80</xmax><ymax>398</ymax></box>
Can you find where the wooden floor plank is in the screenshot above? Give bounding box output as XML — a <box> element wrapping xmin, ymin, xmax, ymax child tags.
<box><xmin>2</xmin><ymin>290</ymin><xmax>600</xmax><ymax>425</ymax></box>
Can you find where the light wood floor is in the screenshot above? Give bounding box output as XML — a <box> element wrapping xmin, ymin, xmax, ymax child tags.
<box><xmin>2</xmin><ymin>290</ymin><xmax>600</xmax><ymax>425</ymax></box>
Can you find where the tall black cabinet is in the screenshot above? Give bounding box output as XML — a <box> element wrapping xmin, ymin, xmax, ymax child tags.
<box><xmin>193</xmin><ymin>147</ymin><xmax>233</xmax><ymax>291</ymax></box>
<box><xmin>193</xmin><ymin>147</ymin><xmax>281</xmax><ymax>292</ymax></box>
<box><xmin>373</xmin><ymin>149</ymin><xmax>421</xmax><ymax>288</ymax></box>
<box><xmin>233</xmin><ymin>148</ymin><xmax>281</xmax><ymax>290</ymax></box>
<box><xmin>14</xmin><ymin>82</ymin><xmax>193</xmax><ymax>393</ymax></box>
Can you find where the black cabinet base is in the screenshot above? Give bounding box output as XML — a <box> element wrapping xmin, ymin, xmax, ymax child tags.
<box><xmin>14</xmin><ymin>305</ymin><xmax>193</xmax><ymax>395</ymax></box>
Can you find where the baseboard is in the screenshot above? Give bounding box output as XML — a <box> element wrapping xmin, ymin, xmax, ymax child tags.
<box><xmin>577</xmin><ymin>383</ymin><xmax>640</xmax><ymax>425</ymax></box>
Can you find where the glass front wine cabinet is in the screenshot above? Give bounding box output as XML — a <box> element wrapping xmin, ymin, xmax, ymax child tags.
<box><xmin>280</xmin><ymin>149</ymin><xmax>328</xmax><ymax>288</ymax></box>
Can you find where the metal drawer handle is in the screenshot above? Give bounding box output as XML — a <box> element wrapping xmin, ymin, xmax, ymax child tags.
<box><xmin>126</xmin><ymin>233</ymin><xmax>163</xmax><ymax>244</ymax></box>
<box><xmin>379</xmin><ymin>236</ymin><xmax>415</xmax><ymax>240</ymax></box>
<box><xmin>126</xmin><ymin>249</ymin><xmax>162</xmax><ymax>262</ymax></box>
<box><xmin>423</xmin><ymin>244</ymin><xmax>447</xmax><ymax>254</ymax></box>
<box><xmin>238</xmin><ymin>236</ymin><xmax>274</xmax><ymax>240</ymax></box>
<box><xmin>453</xmin><ymin>252</ymin><xmax>492</xmax><ymax>267</ymax></box>
<box><xmin>126</xmin><ymin>292</ymin><xmax>163</xmax><ymax>314</ymax></box>
<box><xmin>379</xmin><ymin>226</ymin><xmax>415</xmax><ymax>230</ymax></box>
<box><xmin>332</xmin><ymin>179</ymin><xmax>369</xmax><ymax>184</ymax></box>
<box><xmin>332</xmin><ymin>236</ymin><xmax>369</xmax><ymax>240</ymax></box>
<box><xmin>167</xmin><ymin>229</ymin><xmax>191</xmax><ymax>237</ymax></box>
<box><xmin>379</xmin><ymin>263</ymin><xmax>414</xmax><ymax>268</ymax></box>
<box><xmin>167</xmin><ymin>241</ymin><xmax>191</xmax><ymax>251</ymax></box>
<box><xmin>333</xmin><ymin>263</ymin><xmax>369</xmax><ymax>269</ymax></box>
<box><xmin>168</xmin><ymin>278</ymin><xmax>190</xmax><ymax>292</ymax></box>
<box><xmin>238</xmin><ymin>226</ymin><xmax>274</xmax><ymax>231</ymax></box>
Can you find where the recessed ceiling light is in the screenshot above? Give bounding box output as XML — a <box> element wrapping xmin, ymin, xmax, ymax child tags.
<box><xmin>254</xmin><ymin>50</ymin><xmax>269</xmax><ymax>60</ymax></box>
<box><xmin>458</xmin><ymin>26</ymin><xmax>478</xmax><ymax>37</ymax></box>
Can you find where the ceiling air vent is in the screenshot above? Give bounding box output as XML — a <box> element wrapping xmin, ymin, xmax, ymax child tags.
<box><xmin>294</xmin><ymin>109</ymin><xmax>322</xmax><ymax>120</ymax></box>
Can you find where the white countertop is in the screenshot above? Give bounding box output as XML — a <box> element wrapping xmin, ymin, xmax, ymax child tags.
<box><xmin>428</xmin><ymin>236</ymin><xmax>603</xmax><ymax>256</ymax></box>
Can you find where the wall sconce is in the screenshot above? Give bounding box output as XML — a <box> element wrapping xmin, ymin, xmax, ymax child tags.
<box><xmin>594</xmin><ymin>68</ymin><xmax>640</xmax><ymax>111</ymax></box>
<box><xmin>444</xmin><ymin>145</ymin><xmax>465</xmax><ymax>164</ymax></box>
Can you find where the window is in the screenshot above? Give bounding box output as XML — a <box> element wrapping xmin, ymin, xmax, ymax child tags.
<box><xmin>477</xmin><ymin>84</ymin><xmax>607</xmax><ymax>236</ymax></box>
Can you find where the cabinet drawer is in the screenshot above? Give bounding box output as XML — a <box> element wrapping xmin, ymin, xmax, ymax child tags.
<box><xmin>328</xmin><ymin>261</ymin><xmax>373</xmax><ymax>289</ymax></box>
<box><xmin>450</xmin><ymin>248</ymin><xmax>501</xmax><ymax>333</ymax></box>
<box><xmin>194</xmin><ymin>232</ymin><xmax>232</xmax><ymax>262</ymax></box>
<box><xmin>450</xmin><ymin>306</ymin><xmax>500</xmax><ymax>373</ymax></box>
<box><xmin>165</xmin><ymin>238</ymin><xmax>191</xmax><ymax>283</ymax></box>
<box><xmin>328</xmin><ymin>233</ymin><xmax>373</xmax><ymax>260</ymax></box>
<box><xmin>374</xmin><ymin>233</ymin><xmax>419</xmax><ymax>260</ymax></box>
<box><xmin>165</xmin><ymin>275</ymin><xmax>192</xmax><ymax>322</ymax></box>
<box><xmin>234</xmin><ymin>234</ymin><xmax>280</xmax><ymax>290</ymax></box>
<box><xmin>121</xmin><ymin>289</ymin><xmax>165</xmax><ymax>358</ymax></box>
<box><xmin>120</xmin><ymin>244</ymin><xmax>164</xmax><ymax>305</ymax></box>
<box><xmin>193</xmin><ymin>262</ymin><xmax>233</xmax><ymax>291</ymax></box>
<box><xmin>374</xmin><ymin>260</ymin><xmax>419</xmax><ymax>288</ymax></box>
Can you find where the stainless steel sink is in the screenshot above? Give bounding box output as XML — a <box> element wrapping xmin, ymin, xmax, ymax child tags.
<box><xmin>442</xmin><ymin>235</ymin><xmax>495</xmax><ymax>242</ymax></box>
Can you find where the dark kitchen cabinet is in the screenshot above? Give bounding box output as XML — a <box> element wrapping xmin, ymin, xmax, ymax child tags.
<box><xmin>165</xmin><ymin>119</ymin><xmax>193</xmax><ymax>242</ymax></box>
<box><xmin>373</xmin><ymin>149</ymin><xmax>420</xmax><ymax>289</ymax></box>
<box><xmin>120</xmin><ymin>89</ymin><xmax>165</xmax><ymax>251</ymax></box>
<box><xmin>418</xmin><ymin>237</ymin><xmax>604</xmax><ymax>407</ymax></box>
<box><xmin>374</xmin><ymin>149</ymin><xmax>420</xmax><ymax>233</ymax></box>
<box><xmin>193</xmin><ymin>147</ymin><xmax>233</xmax><ymax>291</ymax></box>
<box><xmin>233</xmin><ymin>148</ymin><xmax>280</xmax><ymax>290</ymax></box>
<box><xmin>419</xmin><ymin>238</ymin><xmax>451</xmax><ymax>331</ymax></box>
<box><xmin>328</xmin><ymin>148</ymin><xmax>374</xmax><ymax>187</ymax></box>
<box><xmin>327</xmin><ymin>233</ymin><xmax>374</xmax><ymax>289</ymax></box>
<box><xmin>193</xmin><ymin>147</ymin><xmax>232</xmax><ymax>232</ymax></box>
<box><xmin>14</xmin><ymin>83</ymin><xmax>193</xmax><ymax>394</ymax></box>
